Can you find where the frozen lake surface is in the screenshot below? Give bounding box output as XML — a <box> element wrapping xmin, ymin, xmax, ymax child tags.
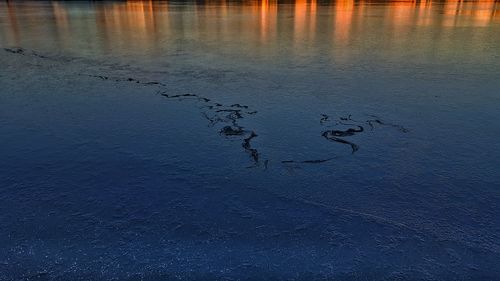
<box><xmin>1</xmin><ymin>1</ymin><xmax>499</xmax><ymax>280</ymax></box>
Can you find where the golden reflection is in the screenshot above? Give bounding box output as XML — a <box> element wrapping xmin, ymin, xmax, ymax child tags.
<box><xmin>334</xmin><ymin>0</ymin><xmax>354</xmax><ymax>45</ymax></box>
<box><xmin>293</xmin><ymin>0</ymin><xmax>318</xmax><ymax>44</ymax></box>
<box><xmin>260</xmin><ymin>0</ymin><xmax>278</xmax><ymax>41</ymax></box>
<box><xmin>416</xmin><ymin>0</ymin><xmax>434</xmax><ymax>26</ymax></box>
<box><xmin>1</xmin><ymin>0</ymin><xmax>499</xmax><ymax>57</ymax></box>
<box><xmin>294</xmin><ymin>0</ymin><xmax>307</xmax><ymax>46</ymax></box>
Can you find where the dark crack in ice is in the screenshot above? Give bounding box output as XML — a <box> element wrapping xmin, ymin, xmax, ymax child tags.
<box><xmin>4</xmin><ymin>47</ymin><xmax>409</xmax><ymax>169</ymax></box>
<box><xmin>283</xmin><ymin>114</ymin><xmax>408</xmax><ymax>165</ymax></box>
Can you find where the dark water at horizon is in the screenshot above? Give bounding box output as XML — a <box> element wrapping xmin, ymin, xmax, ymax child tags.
<box><xmin>1</xmin><ymin>1</ymin><xmax>499</xmax><ymax>280</ymax></box>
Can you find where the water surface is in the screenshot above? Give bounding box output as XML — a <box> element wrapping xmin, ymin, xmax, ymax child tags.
<box><xmin>1</xmin><ymin>1</ymin><xmax>499</xmax><ymax>280</ymax></box>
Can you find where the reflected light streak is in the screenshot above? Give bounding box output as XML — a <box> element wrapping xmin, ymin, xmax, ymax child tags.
<box><xmin>1</xmin><ymin>0</ymin><xmax>498</xmax><ymax>58</ymax></box>
<box><xmin>334</xmin><ymin>0</ymin><xmax>354</xmax><ymax>46</ymax></box>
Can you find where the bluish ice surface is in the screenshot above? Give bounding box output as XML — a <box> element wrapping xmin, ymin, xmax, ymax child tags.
<box><xmin>0</xmin><ymin>1</ymin><xmax>499</xmax><ymax>280</ymax></box>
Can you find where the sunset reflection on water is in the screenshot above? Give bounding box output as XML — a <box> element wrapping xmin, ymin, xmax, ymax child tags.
<box><xmin>1</xmin><ymin>0</ymin><xmax>499</xmax><ymax>59</ymax></box>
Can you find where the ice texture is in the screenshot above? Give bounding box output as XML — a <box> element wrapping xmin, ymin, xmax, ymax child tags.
<box><xmin>0</xmin><ymin>1</ymin><xmax>500</xmax><ymax>280</ymax></box>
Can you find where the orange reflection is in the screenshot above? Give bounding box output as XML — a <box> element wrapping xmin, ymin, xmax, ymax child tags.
<box><xmin>334</xmin><ymin>0</ymin><xmax>354</xmax><ymax>45</ymax></box>
<box><xmin>294</xmin><ymin>0</ymin><xmax>318</xmax><ymax>44</ymax></box>
<box><xmin>260</xmin><ymin>0</ymin><xmax>278</xmax><ymax>41</ymax></box>
<box><xmin>436</xmin><ymin>0</ymin><xmax>497</xmax><ymax>26</ymax></box>
<box><xmin>96</xmin><ymin>0</ymin><xmax>163</xmax><ymax>52</ymax></box>
<box><xmin>1</xmin><ymin>0</ymin><xmax>499</xmax><ymax>58</ymax></box>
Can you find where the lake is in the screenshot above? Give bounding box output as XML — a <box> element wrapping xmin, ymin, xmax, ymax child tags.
<box><xmin>1</xmin><ymin>0</ymin><xmax>499</xmax><ymax>280</ymax></box>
